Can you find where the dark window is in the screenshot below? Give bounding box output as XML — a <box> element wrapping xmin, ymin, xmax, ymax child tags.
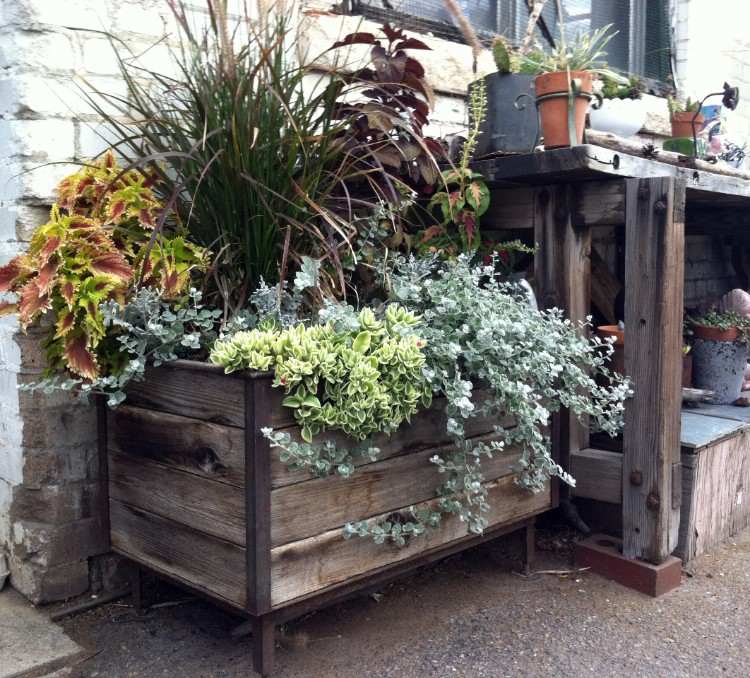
<box><xmin>344</xmin><ymin>0</ymin><xmax>672</xmax><ymax>84</ymax></box>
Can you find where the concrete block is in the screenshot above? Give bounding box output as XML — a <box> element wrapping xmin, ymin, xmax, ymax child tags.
<box><xmin>10</xmin><ymin>557</ymin><xmax>90</xmax><ymax>603</ymax></box>
<box><xmin>11</xmin><ymin>480</ymin><xmax>102</xmax><ymax>524</ymax></box>
<box><xmin>22</xmin><ymin>443</ymin><xmax>99</xmax><ymax>489</ymax></box>
<box><xmin>81</xmin><ymin>37</ymin><xmax>123</xmax><ymax>76</ymax></box>
<box><xmin>21</xmin><ymin>403</ymin><xmax>97</xmax><ymax>449</ymax></box>
<box><xmin>11</xmin><ymin>516</ymin><xmax>108</xmax><ymax>567</ymax></box>
<box><xmin>0</xmin><ymin>29</ymin><xmax>78</xmax><ymax>72</ymax></box>
<box><xmin>0</xmin><ymin>119</ymin><xmax>76</xmax><ymax>160</ymax></box>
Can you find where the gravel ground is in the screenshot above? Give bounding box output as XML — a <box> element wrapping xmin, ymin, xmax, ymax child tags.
<box><xmin>60</xmin><ymin>526</ymin><xmax>750</xmax><ymax>678</ymax></box>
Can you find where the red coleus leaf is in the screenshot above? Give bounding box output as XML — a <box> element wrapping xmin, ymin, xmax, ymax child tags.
<box><xmin>330</xmin><ymin>32</ymin><xmax>377</xmax><ymax>49</ymax></box>
<box><xmin>60</xmin><ymin>280</ymin><xmax>75</xmax><ymax>307</ymax></box>
<box><xmin>0</xmin><ymin>258</ymin><xmax>22</xmax><ymax>293</ymax></box>
<box><xmin>108</xmin><ymin>200</ymin><xmax>126</xmax><ymax>221</ymax></box>
<box><xmin>18</xmin><ymin>281</ymin><xmax>51</xmax><ymax>326</ymax></box>
<box><xmin>382</xmin><ymin>24</ymin><xmax>404</xmax><ymax>43</ymax></box>
<box><xmin>36</xmin><ymin>259</ymin><xmax>60</xmax><ymax>296</ymax></box>
<box><xmin>404</xmin><ymin>57</ymin><xmax>426</xmax><ymax>78</ymax></box>
<box><xmin>395</xmin><ymin>38</ymin><xmax>431</xmax><ymax>51</ymax></box>
<box><xmin>64</xmin><ymin>332</ymin><xmax>99</xmax><ymax>380</ymax></box>
<box><xmin>90</xmin><ymin>252</ymin><xmax>133</xmax><ymax>281</ymax></box>
<box><xmin>462</xmin><ymin>211</ymin><xmax>477</xmax><ymax>247</ymax></box>
<box><xmin>55</xmin><ymin>310</ymin><xmax>76</xmax><ymax>338</ymax></box>
<box><xmin>68</xmin><ymin>217</ymin><xmax>98</xmax><ymax>231</ymax></box>
<box><xmin>139</xmin><ymin>208</ymin><xmax>155</xmax><ymax>228</ymax></box>
<box><xmin>40</xmin><ymin>236</ymin><xmax>62</xmax><ymax>263</ymax></box>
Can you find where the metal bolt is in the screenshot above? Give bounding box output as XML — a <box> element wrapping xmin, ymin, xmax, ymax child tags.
<box><xmin>630</xmin><ymin>470</ymin><xmax>643</xmax><ymax>486</ymax></box>
<box><xmin>654</xmin><ymin>199</ymin><xmax>667</xmax><ymax>214</ymax></box>
<box><xmin>646</xmin><ymin>492</ymin><xmax>660</xmax><ymax>510</ymax></box>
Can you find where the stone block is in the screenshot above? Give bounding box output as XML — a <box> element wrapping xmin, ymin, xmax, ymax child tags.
<box><xmin>21</xmin><ymin>403</ymin><xmax>97</xmax><ymax>450</ymax></box>
<box><xmin>11</xmin><ymin>480</ymin><xmax>102</xmax><ymax>524</ymax></box>
<box><xmin>10</xmin><ymin>558</ymin><xmax>90</xmax><ymax>604</ymax></box>
<box><xmin>21</xmin><ymin>443</ymin><xmax>99</xmax><ymax>489</ymax></box>
<box><xmin>11</xmin><ymin>516</ymin><xmax>108</xmax><ymax>567</ymax></box>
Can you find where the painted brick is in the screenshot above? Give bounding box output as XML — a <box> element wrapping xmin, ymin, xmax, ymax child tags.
<box><xmin>0</xmin><ymin>30</ymin><xmax>78</xmax><ymax>73</ymax></box>
<box><xmin>0</xmin><ymin>119</ymin><xmax>76</xmax><ymax>159</ymax></box>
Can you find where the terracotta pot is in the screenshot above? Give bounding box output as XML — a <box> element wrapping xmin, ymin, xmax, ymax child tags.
<box><xmin>535</xmin><ymin>71</ymin><xmax>594</xmax><ymax>148</ymax></box>
<box><xmin>596</xmin><ymin>325</ymin><xmax>625</xmax><ymax>375</ymax></box>
<box><xmin>671</xmin><ymin>111</ymin><xmax>704</xmax><ymax>139</ymax></box>
<box><xmin>682</xmin><ymin>352</ymin><xmax>693</xmax><ymax>388</ymax></box>
<box><xmin>692</xmin><ymin>324</ymin><xmax>739</xmax><ymax>342</ymax></box>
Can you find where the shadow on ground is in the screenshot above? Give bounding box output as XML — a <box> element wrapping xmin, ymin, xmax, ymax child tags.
<box><xmin>60</xmin><ymin>525</ymin><xmax>750</xmax><ymax>678</ymax></box>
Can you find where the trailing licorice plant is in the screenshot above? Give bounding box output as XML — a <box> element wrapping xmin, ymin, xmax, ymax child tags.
<box><xmin>2</xmin><ymin>5</ymin><xmax>630</xmax><ymax>548</ymax></box>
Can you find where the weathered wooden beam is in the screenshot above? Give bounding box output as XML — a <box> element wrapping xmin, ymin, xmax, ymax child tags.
<box><xmin>622</xmin><ymin>176</ymin><xmax>685</xmax><ymax>563</ymax></box>
<box><xmin>570</xmin><ymin>448</ymin><xmax>623</xmax><ymax>504</ymax></box>
<box><xmin>533</xmin><ymin>184</ymin><xmax>592</xmax><ymax>492</ymax></box>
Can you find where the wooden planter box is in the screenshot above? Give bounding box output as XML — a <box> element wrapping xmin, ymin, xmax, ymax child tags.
<box><xmin>100</xmin><ymin>360</ymin><xmax>555</xmax><ymax>675</ymax></box>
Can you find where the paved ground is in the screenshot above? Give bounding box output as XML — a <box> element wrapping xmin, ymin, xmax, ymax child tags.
<box><xmin>0</xmin><ymin>588</ymin><xmax>84</xmax><ymax>678</ymax></box>
<box><xmin>57</xmin><ymin>526</ymin><xmax>750</xmax><ymax>678</ymax></box>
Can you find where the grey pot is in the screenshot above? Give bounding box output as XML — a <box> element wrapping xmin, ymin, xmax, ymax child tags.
<box><xmin>692</xmin><ymin>338</ymin><xmax>748</xmax><ymax>404</ymax></box>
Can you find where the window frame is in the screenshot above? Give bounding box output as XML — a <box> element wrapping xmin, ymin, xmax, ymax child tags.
<box><xmin>342</xmin><ymin>0</ymin><xmax>674</xmax><ymax>92</ymax></box>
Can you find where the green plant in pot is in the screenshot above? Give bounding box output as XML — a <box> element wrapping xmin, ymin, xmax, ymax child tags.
<box><xmin>469</xmin><ymin>37</ymin><xmax>538</xmax><ymax>155</ymax></box>
<box><xmin>668</xmin><ymin>96</ymin><xmax>704</xmax><ymax>139</ymax></box>
<box><xmin>521</xmin><ymin>25</ymin><xmax>616</xmax><ymax>148</ymax></box>
<box><xmin>589</xmin><ymin>74</ymin><xmax>646</xmax><ymax>138</ymax></box>
<box><xmin>689</xmin><ymin>310</ymin><xmax>750</xmax><ymax>404</ymax></box>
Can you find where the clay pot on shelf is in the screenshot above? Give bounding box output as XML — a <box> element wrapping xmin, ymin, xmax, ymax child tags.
<box><xmin>670</xmin><ymin>111</ymin><xmax>704</xmax><ymax>139</ymax></box>
<box><xmin>535</xmin><ymin>71</ymin><xmax>594</xmax><ymax>148</ymax></box>
<box><xmin>596</xmin><ymin>324</ymin><xmax>625</xmax><ymax>376</ymax></box>
<box><xmin>691</xmin><ymin>324</ymin><xmax>738</xmax><ymax>342</ymax></box>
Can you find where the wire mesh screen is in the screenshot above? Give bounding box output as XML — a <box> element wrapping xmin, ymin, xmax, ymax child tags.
<box><xmin>347</xmin><ymin>0</ymin><xmax>671</xmax><ymax>83</ymax></box>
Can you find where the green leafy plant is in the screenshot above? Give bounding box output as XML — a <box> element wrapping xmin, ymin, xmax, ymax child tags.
<box><xmin>210</xmin><ymin>306</ymin><xmax>432</xmax><ymax>444</ymax></box>
<box><xmin>519</xmin><ymin>24</ymin><xmax>617</xmax><ymax>76</ymax></box>
<box><xmin>347</xmin><ymin>255</ymin><xmax>630</xmax><ymax>543</ymax></box>
<box><xmin>668</xmin><ymin>96</ymin><xmax>701</xmax><ymax>115</ymax></box>
<box><xmin>0</xmin><ymin>152</ymin><xmax>208</xmax><ymax>380</ymax></box>
<box><xmin>419</xmin><ymin>81</ymin><xmax>490</xmax><ymax>255</ymax></box>
<box><xmin>600</xmin><ymin>74</ymin><xmax>644</xmax><ymax>100</ymax></box>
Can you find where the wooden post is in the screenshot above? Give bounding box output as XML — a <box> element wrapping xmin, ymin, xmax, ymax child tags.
<box><xmin>622</xmin><ymin>177</ymin><xmax>685</xmax><ymax>563</ymax></box>
<box><xmin>534</xmin><ymin>184</ymin><xmax>592</xmax><ymax>490</ymax></box>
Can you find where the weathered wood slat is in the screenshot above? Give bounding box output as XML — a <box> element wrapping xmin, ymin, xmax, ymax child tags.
<box><xmin>271</xmin><ymin>439</ymin><xmax>522</xmax><ymax>547</ymax></box>
<box><xmin>623</xmin><ymin>176</ymin><xmax>685</xmax><ymax>562</ymax></box>
<box><xmin>270</xmin><ymin>403</ymin><xmax>516</xmax><ymax>488</ymax></box>
<box><xmin>678</xmin><ymin>429</ymin><xmax>750</xmax><ymax>562</ymax></box>
<box><xmin>126</xmin><ymin>362</ymin><xmax>246</xmax><ymax>426</ymax></box>
<box><xmin>109</xmin><ymin>454</ymin><xmax>245</xmax><ymax>545</ymax></box>
<box><xmin>110</xmin><ymin>499</ymin><xmax>246</xmax><ymax>609</ymax></box>
<box><xmin>570</xmin><ymin>447</ymin><xmax>622</xmax><ymax>504</ymax></box>
<box><xmin>270</xmin><ymin>475</ymin><xmax>550</xmax><ymax>606</ymax></box>
<box><xmin>108</xmin><ymin>405</ymin><xmax>245</xmax><ymax>487</ymax></box>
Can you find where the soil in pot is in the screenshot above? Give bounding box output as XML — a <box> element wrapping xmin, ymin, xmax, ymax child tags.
<box><xmin>535</xmin><ymin>71</ymin><xmax>594</xmax><ymax>148</ymax></box>
<box><xmin>692</xmin><ymin>338</ymin><xmax>747</xmax><ymax>404</ymax></box>
<box><xmin>671</xmin><ymin>111</ymin><xmax>705</xmax><ymax>139</ymax></box>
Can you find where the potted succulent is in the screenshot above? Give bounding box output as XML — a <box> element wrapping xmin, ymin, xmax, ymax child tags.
<box><xmin>669</xmin><ymin>96</ymin><xmax>704</xmax><ymax>138</ymax></box>
<box><xmin>589</xmin><ymin>74</ymin><xmax>647</xmax><ymax>138</ymax></box>
<box><xmin>521</xmin><ymin>25</ymin><xmax>616</xmax><ymax>148</ymax></box>
<box><xmin>689</xmin><ymin>310</ymin><xmax>750</xmax><ymax>403</ymax></box>
<box><xmin>469</xmin><ymin>37</ymin><xmax>539</xmax><ymax>156</ymax></box>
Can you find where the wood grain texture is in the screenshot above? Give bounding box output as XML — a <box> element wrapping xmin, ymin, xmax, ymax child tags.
<box><xmin>126</xmin><ymin>362</ymin><xmax>246</xmax><ymax>426</ymax></box>
<box><xmin>678</xmin><ymin>429</ymin><xmax>750</xmax><ymax>562</ymax></box>
<box><xmin>109</xmin><ymin>454</ymin><xmax>245</xmax><ymax>545</ymax></box>
<box><xmin>269</xmin><ymin>401</ymin><xmax>515</xmax><ymax>488</ymax></box>
<box><xmin>533</xmin><ymin>183</ymin><xmax>592</xmax><ymax>496</ymax></box>
<box><xmin>271</xmin><ymin>439</ymin><xmax>522</xmax><ymax>547</ymax></box>
<box><xmin>270</xmin><ymin>475</ymin><xmax>551</xmax><ymax>606</ymax></box>
<box><xmin>108</xmin><ymin>405</ymin><xmax>245</xmax><ymax>486</ymax></box>
<box><xmin>110</xmin><ymin>499</ymin><xmax>246</xmax><ymax>609</ymax></box>
<box><xmin>623</xmin><ymin>176</ymin><xmax>685</xmax><ymax>563</ymax></box>
<box><xmin>570</xmin><ymin>448</ymin><xmax>622</xmax><ymax>504</ymax></box>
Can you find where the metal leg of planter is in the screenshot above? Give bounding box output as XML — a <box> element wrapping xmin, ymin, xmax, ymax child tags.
<box><xmin>251</xmin><ymin>615</ymin><xmax>275</xmax><ymax>677</ymax></box>
<box><xmin>522</xmin><ymin>520</ymin><xmax>536</xmax><ymax>575</ymax></box>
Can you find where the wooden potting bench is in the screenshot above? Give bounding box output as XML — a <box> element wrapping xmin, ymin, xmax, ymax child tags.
<box><xmin>475</xmin><ymin>142</ymin><xmax>750</xmax><ymax>592</ymax></box>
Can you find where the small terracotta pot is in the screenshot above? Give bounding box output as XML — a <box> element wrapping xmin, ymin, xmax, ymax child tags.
<box><xmin>682</xmin><ymin>353</ymin><xmax>693</xmax><ymax>388</ymax></box>
<box><xmin>671</xmin><ymin>111</ymin><xmax>704</xmax><ymax>139</ymax></box>
<box><xmin>596</xmin><ymin>325</ymin><xmax>625</xmax><ymax>375</ymax></box>
<box><xmin>692</xmin><ymin>324</ymin><xmax>739</xmax><ymax>342</ymax></box>
<box><xmin>535</xmin><ymin>71</ymin><xmax>594</xmax><ymax>148</ymax></box>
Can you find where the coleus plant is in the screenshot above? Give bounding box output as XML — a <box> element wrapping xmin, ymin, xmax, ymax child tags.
<box><xmin>0</xmin><ymin>151</ymin><xmax>208</xmax><ymax>380</ymax></box>
<box><xmin>328</xmin><ymin>24</ymin><xmax>445</xmax><ymax>205</ymax></box>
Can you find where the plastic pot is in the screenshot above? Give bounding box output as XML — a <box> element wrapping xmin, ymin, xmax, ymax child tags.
<box><xmin>589</xmin><ymin>97</ymin><xmax>647</xmax><ymax>138</ymax></box>
<box><xmin>671</xmin><ymin>111</ymin><xmax>704</xmax><ymax>139</ymax></box>
<box><xmin>535</xmin><ymin>70</ymin><xmax>594</xmax><ymax>148</ymax></box>
<box><xmin>692</xmin><ymin>338</ymin><xmax>747</xmax><ymax>404</ymax></box>
<box><xmin>692</xmin><ymin>324</ymin><xmax>739</xmax><ymax>342</ymax></box>
<box><xmin>470</xmin><ymin>73</ymin><xmax>538</xmax><ymax>155</ymax></box>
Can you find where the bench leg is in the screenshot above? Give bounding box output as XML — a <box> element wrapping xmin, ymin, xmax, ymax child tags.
<box><xmin>252</xmin><ymin>615</ymin><xmax>275</xmax><ymax>677</ymax></box>
<box><xmin>522</xmin><ymin>521</ymin><xmax>536</xmax><ymax>576</ymax></box>
<box><xmin>130</xmin><ymin>565</ymin><xmax>147</xmax><ymax>616</ymax></box>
